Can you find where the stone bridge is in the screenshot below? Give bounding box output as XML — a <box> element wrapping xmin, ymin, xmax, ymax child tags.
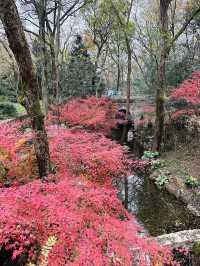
<box><xmin>112</xmin><ymin>95</ymin><xmax>155</xmax><ymax>117</ymax></box>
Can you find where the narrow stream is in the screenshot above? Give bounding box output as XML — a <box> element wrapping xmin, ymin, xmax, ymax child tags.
<box><xmin>119</xmin><ymin>175</ymin><xmax>200</xmax><ymax>236</ymax></box>
<box><xmin>112</xmin><ymin>129</ymin><xmax>200</xmax><ymax>236</ymax></box>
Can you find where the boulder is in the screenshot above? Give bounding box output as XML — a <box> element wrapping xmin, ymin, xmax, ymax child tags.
<box><xmin>155</xmin><ymin>229</ymin><xmax>200</xmax><ymax>248</ymax></box>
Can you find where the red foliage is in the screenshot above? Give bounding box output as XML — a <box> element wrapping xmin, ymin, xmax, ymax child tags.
<box><xmin>0</xmin><ymin>121</ymin><xmax>37</xmax><ymax>186</ymax></box>
<box><xmin>0</xmin><ymin>177</ymin><xmax>175</xmax><ymax>266</ymax></box>
<box><xmin>130</xmin><ymin>159</ymin><xmax>151</xmax><ymax>176</ymax></box>
<box><xmin>170</xmin><ymin>71</ymin><xmax>200</xmax><ymax>105</ymax></box>
<box><xmin>135</xmin><ymin>118</ymin><xmax>151</xmax><ymax>127</ymax></box>
<box><xmin>0</xmin><ymin>120</ymin><xmax>178</xmax><ymax>265</ymax></box>
<box><xmin>0</xmin><ymin>120</ymin><xmax>36</xmax><ymax>185</ymax></box>
<box><xmin>169</xmin><ymin>71</ymin><xmax>200</xmax><ymax>121</ymax></box>
<box><xmin>171</xmin><ymin>109</ymin><xmax>196</xmax><ymax>120</ymax></box>
<box><xmin>47</xmin><ymin>97</ymin><xmax>118</xmax><ymax>135</ymax></box>
<box><xmin>140</xmin><ymin>105</ymin><xmax>155</xmax><ymax>114</ymax></box>
<box><xmin>49</xmin><ymin>126</ymin><xmax>129</xmax><ymax>185</ymax></box>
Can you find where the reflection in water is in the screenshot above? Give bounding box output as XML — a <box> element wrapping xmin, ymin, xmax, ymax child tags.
<box><xmin>119</xmin><ymin>175</ymin><xmax>200</xmax><ymax>236</ymax></box>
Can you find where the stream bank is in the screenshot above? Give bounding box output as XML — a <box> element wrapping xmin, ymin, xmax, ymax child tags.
<box><xmin>112</xmin><ymin>126</ymin><xmax>200</xmax><ymax>236</ymax></box>
<box><xmin>119</xmin><ymin>174</ymin><xmax>200</xmax><ymax>237</ymax></box>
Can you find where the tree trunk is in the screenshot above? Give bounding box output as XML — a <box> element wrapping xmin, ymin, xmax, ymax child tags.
<box><xmin>14</xmin><ymin>68</ymin><xmax>20</xmax><ymax>100</ymax></box>
<box><xmin>124</xmin><ymin>176</ymin><xmax>128</xmax><ymax>209</ymax></box>
<box><xmin>49</xmin><ymin>0</ymin><xmax>61</xmax><ymax>102</ymax></box>
<box><xmin>50</xmin><ymin>43</ymin><xmax>59</xmax><ymax>101</ymax></box>
<box><xmin>116</xmin><ymin>39</ymin><xmax>120</xmax><ymax>91</ymax></box>
<box><xmin>39</xmin><ymin>0</ymin><xmax>49</xmax><ymax>115</ymax></box>
<box><xmin>95</xmin><ymin>49</ymin><xmax>108</xmax><ymax>97</ymax></box>
<box><xmin>54</xmin><ymin>0</ymin><xmax>61</xmax><ymax>102</ymax></box>
<box><xmin>153</xmin><ymin>0</ymin><xmax>171</xmax><ymax>151</ymax></box>
<box><xmin>0</xmin><ymin>0</ymin><xmax>51</xmax><ymax>177</ymax></box>
<box><xmin>109</xmin><ymin>0</ymin><xmax>133</xmax><ymax>144</ymax></box>
<box><xmin>120</xmin><ymin>43</ymin><xmax>131</xmax><ymax>143</ymax></box>
<box><xmin>95</xmin><ymin>50</ymin><xmax>101</xmax><ymax>97</ymax></box>
<box><xmin>117</xmin><ymin>60</ymin><xmax>120</xmax><ymax>91</ymax></box>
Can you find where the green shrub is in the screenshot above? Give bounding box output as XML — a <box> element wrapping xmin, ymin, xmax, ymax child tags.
<box><xmin>193</xmin><ymin>242</ymin><xmax>200</xmax><ymax>256</ymax></box>
<box><xmin>0</xmin><ymin>102</ymin><xmax>18</xmax><ymax>120</ymax></box>
<box><xmin>14</xmin><ymin>103</ymin><xmax>26</xmax><ymax>115</ymax></box>
<box><xmin>0</xmin><ymin>95</ymin><xmax>8</xmax><ymax>102</ymax></box>
<box><xmin>142</xmin><ymin>151</ymin><xmax>159</xmax><ymax>160</ymax></box>
<box><xmin>151</xmin><ymin>159</ymin><xmax>166</xmax><ymax>170</ymax></box>
<box><xmin>155</xmin><ymin>175</ymin><xmax>169</xmax><ymax>188</ymax></box>
<box><xmin>185</xmin><ymin>175</ymin><xmax>198</xmax><ymax>188</ymax></box>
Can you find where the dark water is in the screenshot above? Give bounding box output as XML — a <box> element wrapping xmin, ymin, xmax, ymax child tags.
<box><xmin>119</xmin><ymin>175</ymin><xmax>200</xmax><ymax>237</ymax></box>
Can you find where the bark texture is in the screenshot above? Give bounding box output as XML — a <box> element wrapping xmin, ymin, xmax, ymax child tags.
<box><xmin>153</xmin><ymin>0</ymin><xmax>172</xmax><ymax>151</ymax></box>
<box><xmin>0</xmin><ymin>0</ymin><xmax>51</xmax><ymax>177</ymax></box>
<box><xmin>50</xmin><ymin>42</ymin><xmax>59</xmax><ymax>101</ymax></box>
<box><xmin>38</xmin><ymin>0</ymin><xmax>49</xmax><ymax>115</ymax></box>
<box><xmin>120</xmin><ymin>40</ymin><xmax>132</xmax><ymax>143</ymax></box>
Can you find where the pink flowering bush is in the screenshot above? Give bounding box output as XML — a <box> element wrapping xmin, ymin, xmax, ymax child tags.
<box><xmin>170</xmin><ymin>71</ymin><xmax>200</xmax><ymax>106</ymax></box>
<box><xmin>0</xmin><ymin>177</ymin><xmax>175</xmax><ymax>266</ymax></box>
<box><xmin>0</xmin><ymin>120</ymin><xmax>37</xmax><ymax>185</ymax></box>
<box><xmin>171</xmin><ymin>109</ymin><xmax>196</xmax><ymax>120</ymax></box>
<box><xmin>49</xmin><ymin>126</ymin><xmax>129</xmax><ymax>185</ymax></box>
<box><xmin>47</xmin><ymin>97</ymin><xmax>118</xmax><ymax>135</ymax></box>
<box><xmin>0</xmin><ymin>107</ymin><xmax>178</xmax><ymax>265</ymax></box>
<box><xmin>170</xmin><ymin>71</ymin><xmax>200</xmax><ymax>122</ymax></box>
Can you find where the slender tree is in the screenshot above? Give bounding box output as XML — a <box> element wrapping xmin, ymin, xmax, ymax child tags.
<box><xmin>110</xmin><ymin>0</ymin><xmax>134</xmax><ymax>144</ymax></box>
<box><xmin>153</xmin><ymin>0</ymin><xmax>172</xmax><ymax>151</ymax></box>
<box><xmin>153</xmin><ymin>0</ymin><xmax>200</xmax><ymax>151</ymax></box>
<box><xmin>38</xmin><ymin>0</ymin><xmax>49</xmax><ymax>115</ymax></box>
<box><xmin>0</xmin><ymin>0</ymin><xmax>51</xmax><ymax>177</ymax></box>
<box><xmin>82</xmin><ymin>0</ymin><xmax>113</xmax><ymax>96</ymax></box>
<box><xmin>20</xmin><ymin>0</ymin><xmax>88</xmax><ymax>102</ymax></box>
<box><xmin>45</xmin><ymin>0</ymin><xmax>87</xmax><ymax>101</ymax></box>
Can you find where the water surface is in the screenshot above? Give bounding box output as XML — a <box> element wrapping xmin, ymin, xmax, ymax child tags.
<box><xmin>119</xmin><ymin>175</ymin><xmax>200</xmax><ymax>236</ymax></box>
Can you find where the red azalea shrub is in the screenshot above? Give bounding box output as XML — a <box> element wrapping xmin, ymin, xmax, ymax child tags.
<box><xmin>0</xmin><ymin>121</ymin><xmax>178</xmax><ymax>265</ymax></box>
<box><xmin>48</xmin><ymin>126</ymin><xmax>129</xmax><ymax>184</ymax></box>
<box><xmin>0</xmin><ymin>120</ymin><xmax>37</xmax><ymax>185</ymax></box>
<box><xmin>0</xmin><ymin>120</ymin><xmax>25</xmax><ymax>154</ymax></box>
<box><xmin>140</xmin><ymin>105</ymin><xmax>155</xmax><ymax>114</ymax></box>
<box><xmin>0</xmin><ymin>121</ymin><xmax>37</xmax><ymax>185</ymax></box>
<box><xmin>0</xmin><ymin>177</ymin><xmax>175</xmax><ymax>266</ymax></box>
<box><xmin>135</xmin><ymin>118</ymin><xmax>151</xmax><ymax>127</ymax></box>
<box><xmin>47</xmin><ymin>97</ymin><xmax>118</xmax><ymax>135</ymax></box>
<box><xmin>170</xmin><ymin>71</ymin><xmax>200</xmax><ymax>105</ymax></box>
<box><xmin>171</xmin><ymin>109</ymin><xmax>196</xmax><ymax>120</ymax></box>
<box><xmin>130</xmin><ymin>159</ymin><xmax>151</xmax><ymax>176</ymax></box>
<box><xmin>135</xmin><ymin>105</ymin><xmax>155</xmax><ymax>128</ymax></box>
<box><xmin>0</xmin><ymin>121</ymin><xmax>130</xmax><ymax>186</ymax></box>
<box><xmin>170</xmin><ymin>71</ymin><xmax>200</xmax><ymax>120</ymax></box>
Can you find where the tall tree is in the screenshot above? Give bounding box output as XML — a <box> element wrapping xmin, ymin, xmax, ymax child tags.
<box><xmin>110</xmin><ymin>0</ymin><xmax>134</xmax><ymax>144</ymax></box>
<box><xmin>45</xmin><ymin>0</ymin><xmax>87</xmax><ymax>101</ymax></box>
<box><xmin>38</xmin><ymin>0</ymin><xmax>49</xmax><ymax>115</ymax></box>
<box><xmin>108</xmin><ymin>28</ymin><xmax>124</xmax><ymax>91</ymax></box>
<box><xmin>0</xmin><ymin>0</ymin><xmax>51</xmax><ymax>177</ymax></box>
<box><xmin>153</xmin><ymin>0</ymin><xmax>200</xmax><ymax>151</ymax></box>
<box><xmin>20</xmin><ymin>0</ymin><xmax>87</xmax><ymax>102</ymax></box>
<box><xmin>20</xmin><ymin>0</ymin><xmax>50</xmax><ymax>114</ymax></box>
<box><xmin>82</xmin><ymin>0</ymin><xmax>113</xmax><ymax>96</ymax></box>
<box><xmin>153</xmin><ymin>0</ymin><xmax>172</xmax><ymax>151</ymax></box>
